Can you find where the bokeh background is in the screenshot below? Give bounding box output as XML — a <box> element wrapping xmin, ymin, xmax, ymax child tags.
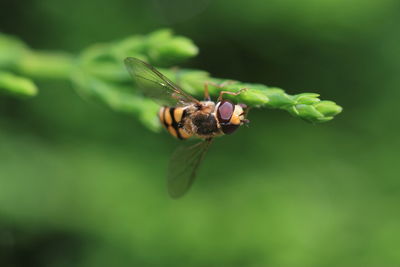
<box><xmin>1</xmin><ymin>0</ymin><xmax>400</xmax><ymax>266</ymax></box>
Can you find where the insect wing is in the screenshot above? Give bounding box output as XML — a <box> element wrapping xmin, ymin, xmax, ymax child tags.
<box><xmin>167</xmin><ymin>139</ymin><xmax>213</xmax><ymax>198</ymax></box>
<box><xmin>124</xmin><ymin>57</ymin><xmax>199</xmax><ymax>106</ymax></box>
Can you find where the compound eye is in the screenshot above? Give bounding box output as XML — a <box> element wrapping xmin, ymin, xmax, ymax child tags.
<box><xmin>221</xmin><ymin>124</ymin><xmax>239</xmax><ymax>135</ymax></box>
<box><xmin>217</xmin><ymin>100</ymin><xmax>234</xmax><ymax>123</ymax></box>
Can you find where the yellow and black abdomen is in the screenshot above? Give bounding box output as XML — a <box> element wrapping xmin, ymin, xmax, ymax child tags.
<box><xmin>159</xmin><ymin>107</ymin><xmax>192</xmax><ymax>140</ymax></box>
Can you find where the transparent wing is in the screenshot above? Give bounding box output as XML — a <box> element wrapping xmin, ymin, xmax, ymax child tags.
<box><xmin>167</xmin><ymin>139</ymin><xmax>213</xmax><ymax>198</ymax></box>
<box><xmin>124</xmin><ymin>57</ymin><xmax>200</xmax><ymax>106</ymax></box>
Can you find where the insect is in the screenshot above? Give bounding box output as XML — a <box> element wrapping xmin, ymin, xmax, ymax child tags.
<box><xmin>125</xmin><ymin>57</ymin><xmax>249</xmax><ymax>198</ymax></box>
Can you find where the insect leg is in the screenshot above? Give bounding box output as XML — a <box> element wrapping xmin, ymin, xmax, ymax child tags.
<box><xmin>218</xmin><ymin>88</ymin><xmax>248</xmax><ymax>102</ymax></box>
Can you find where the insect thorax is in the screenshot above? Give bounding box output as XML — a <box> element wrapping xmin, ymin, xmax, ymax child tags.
<box><xmin>159</xmin><ymin>101</ymin><xmax>223</xmax><ymax>139</ymax></box>
<box><xmin>191</xmin><ymin>112</ymin><xmax>219</xmax><ymax>136</ymax></box>
<box><xmin>187</xmin><ymin>101</ymin><xmax>222</xmax><ymax>138</ymax></box>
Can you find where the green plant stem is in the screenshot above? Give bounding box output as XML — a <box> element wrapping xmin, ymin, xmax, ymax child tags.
<box><xmin>0</xmin><ymin>29</ymin><xmax>342</xmax><ymax>131</ymax></box>
<box><xmin>17</xmin><ymin>51</ymin><xmax>75</xmax><ymax>80</ymax></box>
<box><xmin>168</xmin><ymin>70</ymin><xmax>342</xmax><ymax>124</ymax></box>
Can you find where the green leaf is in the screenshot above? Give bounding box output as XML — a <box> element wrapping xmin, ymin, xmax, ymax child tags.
<box><xmin>0</xmin><ymin>71</ymin><xmax>38</xmax><ymax>97</ymax></box>
<box><xmin>314</xmin><ymin>101</ymin><xmax>343</xmax><ymax>117</ymax></box>
<box><xmin>292</xmin><ymin>93</ymin><xmax>321</xmax><ymax>104</ymax></box>
<box><xmin>144</xmin><ymin>29</ymin><xmax>199</xmax><ymax>66</ymax></box>
<box><xmin>0</xmin><ymin>34</ymin><xmax>28</xmax><ymax>69</ymax></box>
<box><xmin>294</xmin><ymin>104</ymin><xmax>324</xmax><ymax>121</ymax></box>
<box><xmin>263</xmin><ymin>87</ymin><xmax>295</xmax><ymax>108</ymax></box>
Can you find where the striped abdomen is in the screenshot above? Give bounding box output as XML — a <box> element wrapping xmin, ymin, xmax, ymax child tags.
<box><xmin>159</xmin><ymin>107</ymin><xmax>192</xmax><ymax>140</ymax></box>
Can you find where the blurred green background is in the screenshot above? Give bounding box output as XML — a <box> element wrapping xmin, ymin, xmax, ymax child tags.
<box><xmin>1</xmin><ymin>0</ymin><xmax>399</xmax><ymax>266</ymax></box>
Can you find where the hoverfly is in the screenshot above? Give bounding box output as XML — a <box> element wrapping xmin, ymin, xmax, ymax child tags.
<box><xmin>125</xmin><ymin>57</ymin><xmax>249</xmax><ymax>198</ymax></box>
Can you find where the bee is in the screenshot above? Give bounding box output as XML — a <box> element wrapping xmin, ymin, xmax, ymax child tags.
<box><xmin>125</xmin><ymin>57</ymin><xmax>249</xmax><ymax>198</ymax></box>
